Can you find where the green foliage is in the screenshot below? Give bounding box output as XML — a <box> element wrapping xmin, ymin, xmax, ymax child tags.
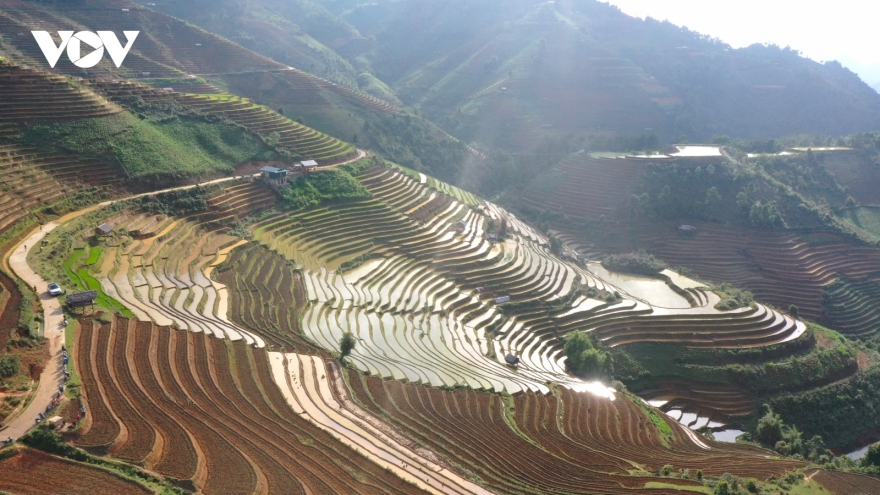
<box><xmin>339</xmin><ymin>332</ymin><xmax>356</xmax><ymax>361</ymax></box>
<box><xmin>0</xmin><ymin>355</ymin><xmax>20</xmax><ymax>378</ymax></box>
<box><xmin>20</xmin><ymin>114</ymin><xmax>268</xmax><ymax>182</ymax></box>
<box><xmin>770</xmin><ymin>360</ymin><xmax>880</xmax><ymax>450</ymax></box>
<box><xmin>756</xmin><ymin>407</ymin><xmax>785</xmax><ymax>445</ymax></box>
<box><xmin>361</xmin><ymin>114</ymin><xmax>468</xmax><ymax>183</ymax></box>
<box><xmin>753</xmin><ymin>406</ymin><xmax>832</xmax><ymax>462</ymax></box>
<box><xmin>139</xmin><ymin>186</ymin><xmax>213</xmax><ymax>216</ymax></box>
<box><xmin>713</xmin><ymin>283</ymin><xmax>755</xmax><ymax>311</ymax></box>
<box><xmin>563</xmin><ymin>331</ymin><xmax>613</xmax><ymax>379</ymax></box>
<box><xmin>603</xmin><ymin>251</ymin><xmax>667</xmax><ymax>276</ymax></box>
<box><xmin>548</xmin><ymin>235</ymin><xmax>562</xmax><ymax>255</ymax></box>
<box><xmin>280</xmin><ymin>170</ymin><xmax>370</xmax><ymax>210</ymax></box>
<box><xmin>23</xmin><ymin>427</ymin><xmax>88</xmax><ymax>461</ymax></box>
<box><xmin>862</xmin><ymin>443</ymin><xmax>880</xmax><ymax>468</ymax></box>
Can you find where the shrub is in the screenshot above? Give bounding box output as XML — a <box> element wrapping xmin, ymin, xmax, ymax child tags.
<box><xmin>602</xmin><ymin>251</ymin><xmax>667</xmax><ymax>276</ymax></box>
<box><xmin>756</xmin><ymin>407</ymin><xmax>785</xmax><ymax>445</ymax></box>
<box><xmin>862</xmin><ymin>443</ymin><xmax>880</xmax><ymax>468</ymax></box>
<box><xmin>22</xmin><ymin>427</ymin><xmax>88</xmax><ymax>461</ymax></box>
<box><xmin>280</xmin><ymin>170</ymin><xmax>370</xmax><ymax>210</ymax></box>
<box><xmin>0</xmin><ymin>355</ymin><xmax>20</xmax><ymax>378</ymax></box>
<box><xmin>339</xmin><ymin>332</ymin><xmax>356</xmax><ymax>361</ymax></box>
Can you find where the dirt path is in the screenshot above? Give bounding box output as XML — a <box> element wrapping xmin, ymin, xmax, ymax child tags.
<box><xmin>1</xmin><ymin>170</ymin><xmax>271</xmax><ymax>441</ymax></box>
<box><xmin>0</xmin><ymin>148</ymin><xmax>372</xmax><ymax>440</ymax></box>
<box><xmin>3</xmin><ymin>224</ymin><xmax>67</xmax><ymax>441</ymax></box>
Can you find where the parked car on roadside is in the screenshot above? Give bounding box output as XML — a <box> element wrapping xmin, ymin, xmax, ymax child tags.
<box><xmin>47</xmin><ymin>282</ymin><xmax>63</xmax><ymax>297</ymax></box>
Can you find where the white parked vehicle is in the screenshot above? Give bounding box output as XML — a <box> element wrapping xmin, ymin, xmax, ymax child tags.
<box><xmin>47</xmin><ymin>282</ymin><xmax>63</xmax><ymax>297</ymax></box>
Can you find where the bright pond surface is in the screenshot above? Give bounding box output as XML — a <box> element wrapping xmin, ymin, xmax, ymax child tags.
<box><xmin>588</xmin><ymin>263</ymin><xmax>692</xmax><ymax>308</ymax></box>
<box><xmin>713</xmin><ymin>430</ymin><xmax>744</xmax><ymax>443</ymax></box>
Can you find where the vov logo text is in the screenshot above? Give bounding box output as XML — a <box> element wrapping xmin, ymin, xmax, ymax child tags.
<box><xmin>31</xmin><ymin>31</ymin><xmax>139</xmax><ymax>68</ymax></box>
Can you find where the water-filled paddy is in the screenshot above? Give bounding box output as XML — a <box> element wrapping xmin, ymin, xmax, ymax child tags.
<box><xmin>588</xmin><ymin>263</ymin><xmax>691</xmax><ymax>308</ymax></box>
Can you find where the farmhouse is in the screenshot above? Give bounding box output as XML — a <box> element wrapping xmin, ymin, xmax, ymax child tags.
<box><xmin>259</xmin><ymin>166</ymin><xmax>289</xmax><ymax>185</ymax></box>
<box><xmin>505</xmin><ymin>354</ymin><xmax>520</xmax><ymax>366</ymax></box>
<box><xmin>66</xmin><ymin>290</ymin><xmax>97</xmax><ymax>310</ymax></box>
<box><xmin>95</xmin><ymin>223</ymin><xmax>114</xmax><ymax>236</ymax></box>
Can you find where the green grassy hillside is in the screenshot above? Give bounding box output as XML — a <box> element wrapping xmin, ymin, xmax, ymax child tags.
<box><xmin>19</xmin><ymin>113</ymin><xmax>271</xmax><ymax>183</ymax></box>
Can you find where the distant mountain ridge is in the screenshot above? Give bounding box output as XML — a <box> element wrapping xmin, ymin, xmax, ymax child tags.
<box><xmin>144</xmin><ymin>0</ymin><xmax>880</xmax><ymax>150</ymax></box>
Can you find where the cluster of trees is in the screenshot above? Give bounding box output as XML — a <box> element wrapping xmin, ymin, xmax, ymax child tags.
<box><xmin>727</xmin><ymin>340</ymin><xmax>858</xmax><ymax>395</ymax></box>
<box><xmin>280</xmin><ymin>169</ymin><xmax>371</xmax><ymax>210</ymax></box>
<box><xmin>754</xmin><ymin>406</ymin><xmax>832</xmax><ymax>462</ymax></box>
<box><xmin>140</xmin><ymin>186</ymin><xmax>212</xmax><ymax>216</ymax></box>
<box><xmin>713</xmin><ymin>283</ymin><xmax>754</xmax><ymax>311</ymax></box>
<box><xmin>770</xmin><ymin>357</ymin><xmax>880</xmax><ymax>449</ymax></box>
<box><xmin>362</xmin><ymin>115</ymin><xmax>468</xmax><ymax>184</ymax></box>
<box><xmin>602</xmin><ymin>251</ymin><xmax>667</xmax><ymax>276</ymax></box>
<box><xmin>0</xmin><ymin>354</ymin><xmax>20</xmax><ymax>379</ymax></box>
<box><xmin>563</xmin><ymin>331</ymin><xmax>613</xmax><ymax>380</ymax></box>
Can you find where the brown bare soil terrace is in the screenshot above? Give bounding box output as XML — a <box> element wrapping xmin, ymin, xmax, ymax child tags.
<box><xmin>0</xmin><ymin>63</ymin><xmax>121</xmax><ymax>124</ymax></box>
<box><xmin>559</xmin><ymin>220</ymin><xmax>880</xmax><ymax>337</ymax></box>
<box><xmin>808</xmin><ymin>468</ymin><xmax>880</xmax><ymax>495</ymax></box>
<box><xmin>0</xmin><ymin>447</ymin><xmax>153</xmax><ymax>494</ymax></box>
<box><xmin>522</xmin><ymin>154</ymin><xmax>646</xmax><ymax>220</ymax></box>
<box><xmin>73</xmin><ymin>316</ymin><xmax>427</xmax><ymax>495</ymax></box>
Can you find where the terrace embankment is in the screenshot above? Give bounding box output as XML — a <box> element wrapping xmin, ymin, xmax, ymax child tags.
<box><xmin>342</xmin><ymin>369</ymin><xmax>803</xmax><ymax>495</ymax></box>
<box><xmin>0</xmin><ymin>447</ymin><xmax>153</xmax><ymax>495</ymax></box>
<box><xmin>558</xmin><ymin>220</ymin><xmax>880</xmax><ymax>338</ymax></box>
<box><xmin>74</xmin><ymin>315</ymin><xmax>430</xmax><ymax>494</ymax></box>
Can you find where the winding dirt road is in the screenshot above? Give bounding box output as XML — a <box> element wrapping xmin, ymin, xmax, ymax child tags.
<box><xmin>0</xmin><ymin>148</ymin><xmax>368</xmax><ymax>441</ymax></box>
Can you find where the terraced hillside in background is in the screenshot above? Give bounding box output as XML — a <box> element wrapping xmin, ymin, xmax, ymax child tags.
<box><xmin>0</xmin><ymin>0</ymin><xmax>284</xmax><ymax>79</ymax></box>
<box><xmin>523</xmin><ymin>153</ymin><xmax>647</xmax><ymax>221</ymax></box>
<box><xmin>91</xmin><ymin>79</ymin><xmax>357</xmax><ymax>164</ymax></box>
<box><xmin>558</xmin><ymin>221</ymin><xmax>880</xmax><ymax>339</ymax></box>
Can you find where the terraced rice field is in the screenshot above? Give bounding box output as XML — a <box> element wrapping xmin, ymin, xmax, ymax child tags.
<box><xmin>74</xmin><ymin>316</ymin><xmax>431</xmax><ymax>494</ymax></box>
<box><xmin>559</xmin><ymin>221</ymin><xmax>880</xmax><ymax>338</ymax></box>
<box><xmin>809</xmin><ymin>469</ymin><xmax>880</xmax><ymax>494</ymax></box>
<box><xmin>50</xmin><ymin>164</ymin><xmax>817</xmax><ymax>493</ymax></box>
<box><xmin>522</xmin><ymin>153</ymin><xmax>647</xmax><ymax>220</ymax></box>
<box><xmin>75</xmin><ymin>313</ymin><xmax>804</xmax><ymax>495</ymax></box>
<box><xmin>0</xmin><ymin>63</ymin><xmax>121</xmax><ymax>124</ymax></box>
<box><xmin>85</xmin><ymin>182</ymin><xmax>275</xmax><ymax>347</ymax></box>
<box><xmin>0</xmin><ymin>144</ymin><xmax>121</xmax><ymax>238</ymax></box>
<box><xmin>273</xmin><ymin>68</ymin><xmax>402</xmax><ymax>115</ymax></box>
<box><xmin>344</xmin><ymin>369</ymin><xmax>804</xmax><ymax>494</ymax></box>
<box><xmin>235</xmin><ymin>165</ymin><xmax>804</xmax><ymax>396</ymax></box>
<box><xmin>0</xmin><ymin>448</ymin><xmax>153</xmax><ymax>495</ymax></box>
<box><xmin>90</xmin><ymin>80</ymin><xmax>358</xmax><ymax>165</ymax></box>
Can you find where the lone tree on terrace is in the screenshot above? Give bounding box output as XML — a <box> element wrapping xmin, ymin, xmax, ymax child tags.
<box><xmin>563</xmin><ymin>331</ymin><xmax>612</xmax><ymax>379</ymax></box>
<box><xmin>339</xmin><ymin>332</ymin><xmax>356</xmax><ymax>362</ymax></box>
